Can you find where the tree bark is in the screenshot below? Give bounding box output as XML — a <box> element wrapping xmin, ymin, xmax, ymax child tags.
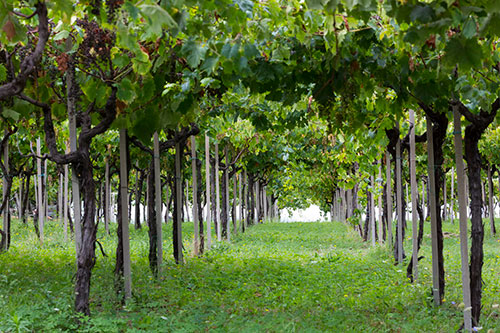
<box><xmin>153</xmin><ymin>132</ymin><xmax>163</xmax><ymax>271</ymax></box>
<box><xmin>2</xmin><ymin>131</ymin><xmax>10</xmax><ymax>251</ymax></box>
<box><xmin>395</xmin><ymin>132</ymin><xmax>404</xmax><ymax>263</ymax></box>
<box><xmin>146</xmin><ymin>164</ymin><xmax>159</xmax><ymax>273</ymax></box>
<box><xmin>36</xmin><ymin>138</ymin><xmax>44</xmax><ymax>245</ymax></box>
<box><xmin>386</xmin><ymin>152</ymin><xmax>393</xmax><ymax>246</ymax></box>
<box><xmin>370</xmin><ymin>176</ymin><xmax>376</xmax><ymax>246</ymax></box>
<box><xmin>248</xmin><ymin>173</ymin><xmax>255</xmax><ymax>225</ymax></box>
<box><xmin>0</xmin><ymin>3</ymin><xmax>49</xmax><ymax>101</ymax></box>
<box><xmin>135</xmin><ymin>168</ymin><xmax>144</xmax><ymax>229</ymax></box>
<box><xmin>173</xmin><ymin>141</ymin><xmax>184</xmax><ymax>264</ymax></box>
<box><xmin>29</xmin><ymin>81</ymin><xmax>119</xmax><ymax>316</ymax></box>
<box><xmin>426</xmin><ymin>114</ymin><xmax>442</xmax><ymax>306</ymax></box>
<box><xmin>104</xmin><ymin>160</ymin><xmax>110</xmax><ymax>234</ymax></box>
<box><xmin>119</xmin><ymin>129</ymin><xmax>132</xmax><ymax>299</ymax></box>
<box><xmin>456</xmin><ymin>98</ymin><xmax>499</xmax><ymax>324</ymax></box>
<box><xmin>196</xmin><ymin>157</ymin><xmax>204</xmax><ymax>254</ymax></box>
<box><xmin>191</xmin><ymin>136</ymin><xmax>200</xmax><ymax>255</ymax></box>
<box><xmin>410</xmin><ymin>109</ymin><xmax>418</xmax><ymax>282</ymax></box>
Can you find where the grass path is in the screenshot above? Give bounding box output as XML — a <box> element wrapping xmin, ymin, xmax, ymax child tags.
<box><xmin>1</xmin><ymin>220</ymin><xmax>499</xmax><ymax>332</ymax></box>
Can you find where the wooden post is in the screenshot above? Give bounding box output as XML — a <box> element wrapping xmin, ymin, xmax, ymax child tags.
<box><xmin>263</xmin><ymin>186</ymin><xmax>267</xmax><ymax>223</ymax></box>
<box><xmin>378</xmin><ymin>160</ymin><xmax>383</xmax><ymax>243</ymax></box>
<box><xmin>255</xmin><ymin>180</ymin><xmax>260</xmax><ymax>223</ymax></box>
<box><xmin>370</xmin><ymin>175</ymin><xmax>376</xmax><ymax>246</ymax></box>
<box><xmin>452</xmin><ymin>106</ymin><xmax>472</xmax><ymax>332</ymax></box>
<box><xmin>104</xmin><ymin>160</ymin><xmax>110</xmax><ymax>234</ymax></box>
<box><xmin>422</xmin><ymin>180</ymin><xmax>426</xmax><ymax>218</ymax></box>
<box><xmin>410</xmin><ymin>109</ymin><xmax>418</xmax><ymax>281</ymax></box>
<box><xmin>488</xmin><ymin>165</ymin><xmax>496</xmax><ymax>235</ymax></box>
<box><xmin>37</xmin><ymin>138</ymin><xmax>44</xmax><ymax>245</ymax></box>
<box><xmin>225</xmin><ymin>146</ymin><xmax>230</xmax><ymax>241</ymax></box>
<box><xmin>238</xmin><ymin>172</ymin><xmax>243</xmax><ymax>231</ymax></box>
<box><xmin>119</xmin><ymin>129</ymin><xmax>132</xmax><ymax>299</ymax></box>
<box><xmin>58</xmin><ymin>171</ymin><xmax>63</xmax><ymax>222</ymax></box>
<box><xmin>465</xmin><ymin>178</ymin><xmax>469</xmax><ymax>218</ymax></box>
<box><xmin>386</xmin><ymin>152</ymin><xmax>393</xmax><ymax>247</ymax></box>
<box><xmin>396</xmin><ymin>131</ymin><xmax>403</xmax><ymax>264</ymax></box>
<box><xmin>205</xmin><ymin>134</ymin><xmax>211</xmax><ymax>249</ymax></box>
<box><xmin>185</xmin><ymin>179</ymin><xmax>190</xmax><ymax>222</ymax></box>
<box><xmin>243</xmin><ymin>170</ymin><xmax>248</xmax><ymax>230</ymax></box>
<box><xmin>153</xmin><ymin>132</ymin><xmax>163</xmax><ymax>269</ymax></box>
<box><xmin>482</xmin><ymin>181</ymin><xmax>487</xmax><ymax>219</ymax></box>
<box><xmin>44</xmin><ymin>159</ymin><xmax>48</xmax><ymax>220</ymax></box>
<box><xmin>426</xmin><ymin>115</ymin><xmax>441</xmax><ymax>306</ymax></box>
<box><xmin>164</xmin><ymin>179</ymin><xmax>169</xmax><ymax>225</ymax></box>
<box><xmin>175</xmin><ymin>141</ymin><xmax>184</xmax><ymax>264</ymax></box>
<box><xmin>134</xmin><ymin>165</ymin><xmax>140</xmax><ymax>228</ymax></box>
<box><xmin>443</xmin><ymin>175</ymin><xmax>447</xmax><ymax>221</ymax></box>
<box><xmin>450</xmin><ymin>167</ymin><xmax>455</xmax><ymax>224</ymax></box>
<box><xmin>233</xmin><ymin>171</ymin><xmax>237</xmax><ymax>233</ymax></box>
<box><xmin>2</xmin><ymin>134</ymin><xmax>9</xmax><ymax>250</ymax></box>
<box><xmin>215</xmin><ymin>142</ymin><xmax>221</xmax><ymax>241</ymax></box>
<box><xmin>18</xmin><ymin>179</ymin><xmax>22</xmax><ymax>221</ymax></box>
<box><xmin>67</xmin><ymin>64</ymin><xmax>81</xmax><ymax>255</ymax></box>
<box><xmin>191</xmin><ymin>136</ymin><xmax>199</xmax><ymax>255</ymax></box>
<box><xmin>63</xmin><ymin>164</ymin><xmax>69</xmax><ymax>242</ymax></box>
<box><xmin>405</xmin><ymin>183</ymin><xmax>409</xmax><ymax>223</ymax></box>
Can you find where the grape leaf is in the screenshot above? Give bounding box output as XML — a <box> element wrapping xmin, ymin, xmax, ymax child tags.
<box><xmin>182</xmin><ymin>39</ymin><xmax>207</xmax><ymax>68</ymax></box>
<box><xmin>2</xmin><ymin>108</ymin><xmax>20</xmax><ymax>121</ymax></box>
<box><xmin>443</xmin><ymin>37</ymin><xmax>483</xmax><ymax>70</ymax></box>
<box><xmin>117</xmin><ymin>78</ymin><xmax>137</xmax><ymax>103</ymax></box>
<box><xmin>462</xmin><ymin>17</ymin><xmax>476</xmax><ymax>39</ymax></box>
<box><xmin>0</xmin><ymin>64</ymin><xmax>6</xmax><ymax>82</ymax></box>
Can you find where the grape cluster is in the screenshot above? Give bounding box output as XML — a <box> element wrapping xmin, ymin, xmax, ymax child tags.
<box><xmin>90</xmin><ymin>0</ymin><xmax>102</xmax><ymax>16</ymax></box>
<box><xmin>76</xmin><ymin>19</ymin><xmax>115</xmax><ymax>65</ymax></box>
<box><xmin>106</xmin><ymin>0</ymin><xmax>124</xmax><ymax>22</ymax></box>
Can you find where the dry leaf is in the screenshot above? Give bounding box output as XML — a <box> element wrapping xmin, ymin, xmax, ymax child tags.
<box><xmin>3</xmin><ymin>19</ymin><xmax>16</xmax><ymax>41</ymax></box>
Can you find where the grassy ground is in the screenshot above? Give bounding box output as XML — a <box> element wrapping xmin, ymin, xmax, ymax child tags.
<box><xmin>0</xmin><ymin>217</ymin><xmax>499</xmax><ymax>332</ymax></box>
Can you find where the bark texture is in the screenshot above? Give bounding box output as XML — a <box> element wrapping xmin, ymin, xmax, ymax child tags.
<box><xmin>455</xmin><ymin>98</ymin><xmax>499</xmax><ymax>324</ymax></box>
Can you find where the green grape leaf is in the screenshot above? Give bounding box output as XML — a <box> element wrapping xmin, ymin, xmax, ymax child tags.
<box><xmin>81</xmin><ymin>79</ymin><xmax>109</xmax><ymax>107</ymax></box>
<box><xmin>123</xmin><ymin>2</ymin><xmax>140</xmax><ymax>20</ymax></box>
<box><xmin>116</xmin><ymin>22</ymin><xmax>139</xmax><ymax>52</ymax></box>
<box><xmin>201</xmin><ymin>56</ymin><xmax>219</xmax><ymax>74</ymax></box>
<box><xmin>53</xmin><ymin>30</ymin><xmax>70</xmax><ymax>41</ymax></box>
<box><xmin>2</xmin><ymin>108</ymin><xmax>20</xmax><ymax>121</ymax></box>
<box><xmin>0</xmin><ymin>63</ymin><xmax>6</xmax><ymax>82</ymax></box>
<box><xmin>344</xmin><ymin>0</ymin><xmax>357</xmax><ymax>11</ymax></box>
<box><xmin>306</xmin><ymin>0</ymin><xmax>323</xmax><ymax>10</ymax></box>
<box><xmin>139</xmin><ymin>4</ymin><xmax>177</xmax><ymax>37</ymax></box>
<box><xmin>480</xmin><ymin>13</ymin><xmax>500</xmax><ymax>37</ymax></box>
<box><xmin>462</xmin><ymin>17</ymin><xmax>476</xmax><ymax>39</ymax></box>
<box><xmin>443</xmin><ymin>37</ymin><xmax>483</xmax><ymax>70</ymax></box>
<box><xmin>117</xmin><ymin>78</ymin><xmax>137</xmax><ymax>103</ymax></box>
<box><xmin>131</xmin><ymin>108</ymin><xmax>158</xmax><ymax>143</ymax></box>
<box><xmin>244</xmin><ymin>44</ymin><xmax>260</xmax><ymax>59</ymax></box>
<box><xmin>410</xmin><ymin>5</ymin><xmax>435</xmax><ymax>23</ymax></box>
<box><xmin>485</xmin><ymin>0</ymin><xmax>500</xmax><ymax>12</ymax></box>
<box><xmin>234</xmin><ymin>0</ymin><xmax>254</xmax><ymax>18</ymax></box>
<box><xmin>221</xmin><ymin>43</ymin><xmax>232</xmax><ymax>58</ymax></box>
<box><xmin>182</xmin><ymin>39</ymin><xmax>207</xmax><ymax>68</ymax></box>
<box><xmin>51</xmin><ymin>103</ymin><xmax>66</xmax><ymax>120</ymax></box>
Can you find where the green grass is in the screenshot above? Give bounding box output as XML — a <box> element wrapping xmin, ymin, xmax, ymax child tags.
<box><xmin>0</xmin><ymin>217</ymin><xmax>499</xmax><ymax>332</ymax></box>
